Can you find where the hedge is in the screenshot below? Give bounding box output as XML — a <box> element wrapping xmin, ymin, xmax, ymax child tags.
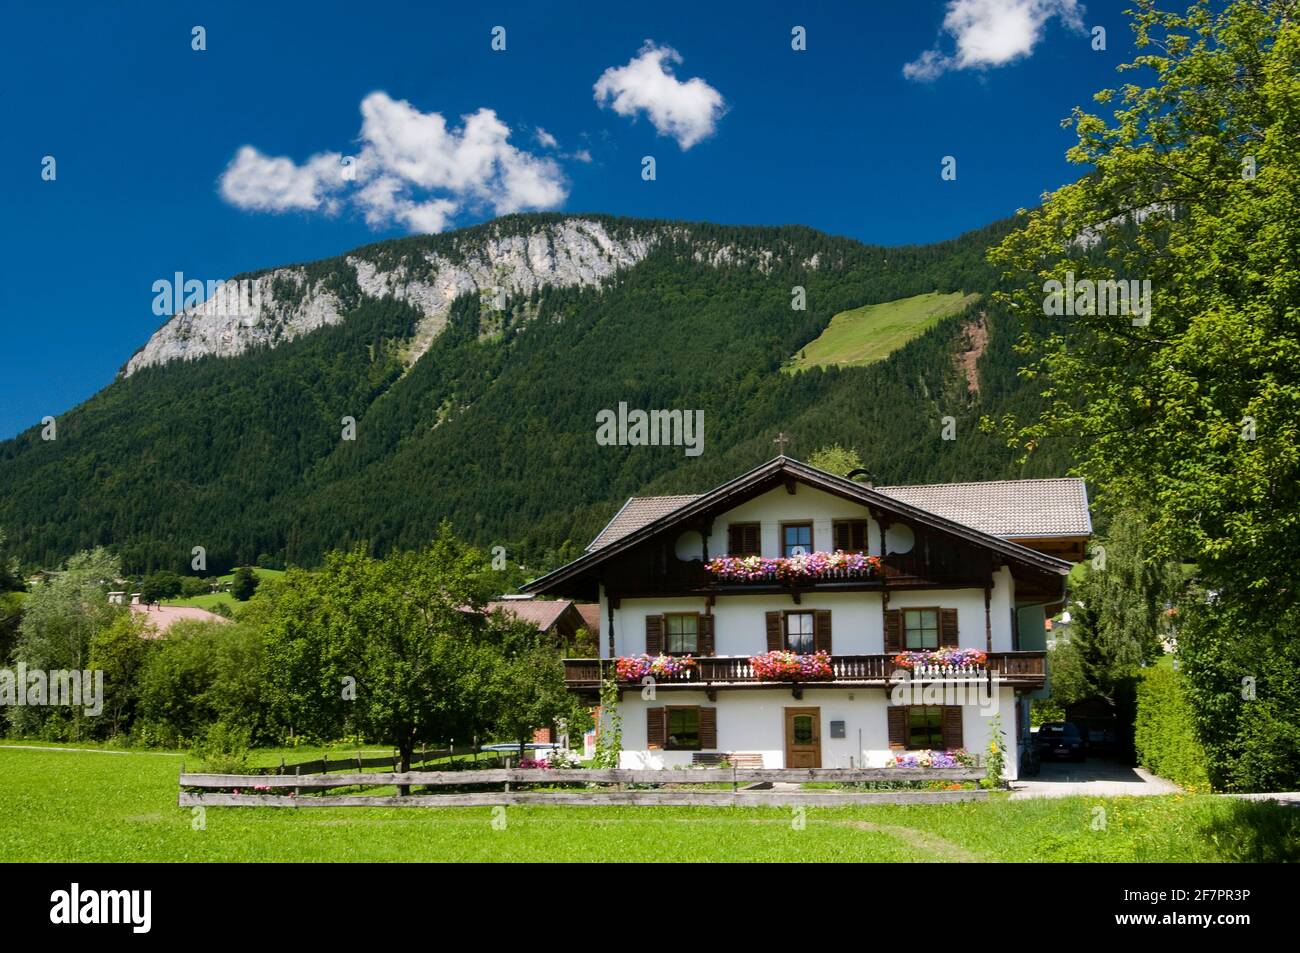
<box><xmin>1134</xmin><ymin>658</ymin><xmax>1210</xmax><ymax>792</ymax></box>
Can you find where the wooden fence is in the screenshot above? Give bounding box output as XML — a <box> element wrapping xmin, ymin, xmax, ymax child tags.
<box><xmin>179</xmin><ymin>766</ymin><xmax>990</xmax><ymax>807</ymax></box>
<box><xmin>271</xmin><ymin>744</ymin><xmax>488</xmax><ymax>776</ymax></box>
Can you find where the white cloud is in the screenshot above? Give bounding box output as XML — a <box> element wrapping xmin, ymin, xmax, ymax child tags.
<box><xmin>219</xmin><ymin>146</ymin><xmax>347</xmax><ymax>212</ymax></box>
<box><xmin>535</xmin><ymin>127</ymin><xmax>558</xmax><ymax>149</ymax></box>
<box><xmin>218</xmin><ymin>92</ymin><xmax>568</xmax><ymax>233</ymax></box>
<box><xmin>904</xmin><ymin>0</ymin><xmax>1084</xmax><ymax>80</ymax></box>
<box><xmin>594</xmin><ymin>41</ymin><xmax>725</xmax><ymax>149</ymax></box>
<box><xmin>569</xmin><ymin>149</ymin><xmax>593</xmax><ymax>163</ymax></box>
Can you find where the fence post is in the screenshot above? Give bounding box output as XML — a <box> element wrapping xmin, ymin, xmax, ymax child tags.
<box><xmin>278</xmin><ymin>756</ymin><xmax>285</xmax><ymax>776</ymax></box>
<box><xmin>321</xmin><ymin>752</ymin><xmax>328</xmax><ymax>774</ymax></box>
<box><xmin>294</xmin><ymin>765</ymin><xmax>300</xmax><ymax>798</ymax></box>
<box><xmin>356</xmin><ymin>751</ymin><xmax>362</xmax><ymax>773</ymax></box>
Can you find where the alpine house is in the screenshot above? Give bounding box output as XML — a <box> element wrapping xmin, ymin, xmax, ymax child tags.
<box><xmin>524</xmin><ymin>456</ymin><xmax>1090</xmax><ymax>778</ymax></box>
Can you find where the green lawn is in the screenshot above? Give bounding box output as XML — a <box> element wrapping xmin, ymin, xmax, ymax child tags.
<box><xmin>162</xmin><ymin>567</ymin><xmax>285</xmax><ymax>611</ymax></box>
<box><xmin>1</xmin><ymin>744</ymin><xmax>1294</xmax><ymax>862</ymax></box>
<box><xmin>786</xmin><ymin>291</ymin><xmax>982</xmax><ymax>373</ymax></box>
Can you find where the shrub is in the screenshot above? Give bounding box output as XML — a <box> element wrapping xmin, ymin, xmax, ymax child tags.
<box><xmin>136</xmin><ymin>620</ymin><xmax>269</xmax><ymax>743</ymax></box>
<box><xmin>190</xmin><ymin>721</ymin><xmax>251</xmax><ymax>774</ymax></box>
<box><xmin>1134</xmin><ymin>659</ymin><xmax>1210</xmax><ymax>791</ymax></box>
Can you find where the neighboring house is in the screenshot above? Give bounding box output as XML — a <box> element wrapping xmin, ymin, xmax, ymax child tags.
<box><xmin>130</xmin><ymin>603</ymin><xmax>231</xmax><ymax>636</ymax></box>
<box><xmin>525</xmin><ymin>456</ymin><xmax>1089</xmax><ymax>778</ymax></box>
<box><xmin>484</xmin><ymin>597</ymin><xmax>596</xmax><ymax>643</ymax></box>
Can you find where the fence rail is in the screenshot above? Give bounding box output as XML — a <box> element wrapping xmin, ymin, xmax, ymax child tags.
<box><xmin>179</xmin><ymin>765</ymin><xmax>989</xmax><ymax>808</ymax></box>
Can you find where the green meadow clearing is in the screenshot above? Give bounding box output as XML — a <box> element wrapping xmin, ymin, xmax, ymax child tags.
<box><xmin>161</xmin><ymin>568</ymin><xmax>285</xmax><ymax>612</ymax></box>
<box><xmin>785</xmin><ymin>291</ymin><xmax>982</xmax><ymax>373</ymax></box>
<box><xmin>1</xmin><ymin>744</ymin><xmax>1295</xmax><ymax>862</ymax></box>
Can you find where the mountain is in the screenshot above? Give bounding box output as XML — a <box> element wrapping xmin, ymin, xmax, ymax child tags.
<box><xmin>0</xmin><ymin>213</ymin><xmax>1072</xmax><ymax>574</ymax></box>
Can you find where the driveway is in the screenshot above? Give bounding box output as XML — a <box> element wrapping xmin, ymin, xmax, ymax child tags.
<box><xmin>1010</xmin><ymin>758</ymin><xmax>1181</xmax><ymax>799</ymax></box>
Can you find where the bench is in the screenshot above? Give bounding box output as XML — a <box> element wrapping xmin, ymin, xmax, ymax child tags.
<box><xmin>692</xmin><ymin>752</ymin><xmax>765</xmax><ymax>769</ymax></box>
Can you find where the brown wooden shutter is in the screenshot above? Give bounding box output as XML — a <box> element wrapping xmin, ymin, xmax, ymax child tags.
<box><xmin>698</xmin><ymin>614</ymin><xmax>715</xmax><ymax>655</ymax></box>
<box><xmin>647</xmin><ymin>708</ymin><xmax>666</xmax><ymax>748</ymax></box>
<box><xmin>939</xmin><ymin>608</ymin><xmax>959</xmax><ymax>647</ymax></box>
<box><xmin>833</xmin><ymin>521</ymin><xmax>849</xmax><ymax>551</ymax></box>
<box><xmin>941</xmin><ymin>706</ymin><xmax>964</xmax><ymax>750</ymax></box>
<box><xmin>728</xmin><ymin>524</ymin><xmax>741</xmax><ymax>555</ymax></box>
<box><xmin>645</xmin><ymin>615</ymin><xmax>664</xmax><ymax>654</ymax></box>
<box><xmin>729</xmin><ymin>523</ymin><xmax>760</xmax><ymax>556</ymax></box>
<box><xmin>884</xmin><ymin>609</ymin><xmax>904</xmax><ymax>652</ymax></box>
<box><xmin>887</xmin><ymin>706</ymin><xmax>908</xmax><ymax>747</ymax></box>
<box><xmin>698</xmin><ymin>707</ymin><xmax>717</xmax><ymax>749</ymax></box>
<box><xmin>765</xmin><ymin>611</ymin><xmax>783</xmax><ymax>651</ymax></box>
<box><xmin>813</xmin><ymin>609</ymin><xmax>832</xmax><ymax>654</ymax></box>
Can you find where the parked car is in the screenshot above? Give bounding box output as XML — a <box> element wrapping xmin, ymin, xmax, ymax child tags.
<box><xmin>1035</xmin><ymin>721</ymin><xmax>1087</xmax><ymax>762</ymax></box>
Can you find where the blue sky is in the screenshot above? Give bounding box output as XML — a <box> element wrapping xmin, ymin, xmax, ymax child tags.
<box><xmin>1</xmin><ymin>0</ymin><xmax>1135</xmax><ymax>439</ymax></box>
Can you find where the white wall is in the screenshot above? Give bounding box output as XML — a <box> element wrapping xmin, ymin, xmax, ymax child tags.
<box><xmin>603</xmin><ymin>576</ymin><xmax>1016</xmax><ymax>658</ymax></box>
<box><xmin>614</xmin><ymin>686</ymin><xmax>1020</xmax><ymax>779</ymax></box>
<box><xmin>703</xmin><ymin>485</ymin><xmax>903</xmax><ymax>558</ymax></box>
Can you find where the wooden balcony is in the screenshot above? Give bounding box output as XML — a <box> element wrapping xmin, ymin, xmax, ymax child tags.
<box><xmin>563</xmin><ymin>652</ymin><xmax>1046</xmax><ymax>696</ymax></box>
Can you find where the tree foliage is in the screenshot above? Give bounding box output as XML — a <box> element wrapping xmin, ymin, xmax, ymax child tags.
<box><xmin>991</xmin><ymin>0</ymin><xmax>1300</xmax><ymax>789</ymax></box>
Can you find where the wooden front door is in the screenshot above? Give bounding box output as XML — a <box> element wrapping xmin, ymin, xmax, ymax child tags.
<box><xmin>784</xmin><ymin>707</ymin><xmax>821</xmax><ymax>768</ymax></box>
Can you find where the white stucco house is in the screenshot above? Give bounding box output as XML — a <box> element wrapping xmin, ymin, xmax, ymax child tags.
<box><xmin>524</xmin><ymin>456</ymin><xmax>1090</xmax><ymax>780</ymax></box>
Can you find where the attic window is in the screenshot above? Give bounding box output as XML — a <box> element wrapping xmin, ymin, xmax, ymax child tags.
<box><xmin>728</xmin><ymin>522</ymin><xmax>761</xmax><ymax>557</ymax></box>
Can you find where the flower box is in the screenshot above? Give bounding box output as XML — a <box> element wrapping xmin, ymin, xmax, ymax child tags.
<box><xmin>614</xmin><ymin>654</ymin><xmax>697</xmax><ymax>681</ymax></box>
<box><xmin>887</xmin><ymin>748</ymin><xmax>974</xmax><ymax>769</ymax></box>
<box><xmin>705</xmin><ymin>551</ymin><xmax>882</xmax><ymax>583</ymax></box>
<box><xmin>748</xmin><ymin>650</ymin><xmax>833</xmax><ymax>681</ymax></box>
<box><xmin>891</xmin><ymin>648</ymin><xmax>988</xmax><ymax>672</ymax></box>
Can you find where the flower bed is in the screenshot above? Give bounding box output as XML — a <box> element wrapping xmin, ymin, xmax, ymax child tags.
<box><xmin>705</xmin><ymin>550</ymin><xmax>881</xmax><ymax>582</ymax></box>
<box><xmin>891</xmin><ymin>648</ymin><xmax>988</xmax><ymax>670</ymax></box>
<box><xmin>614</xmin><ymin>654</ymin><xmax>697</xmax><ymax>681</ymax></box>
<box><xmin>887</xmin><ymin>749</ymin><xmax>975</xmax><ymax>769</ymax></box>
<box><xmin>748</xmin><ymin>650</ymin><xmax>833</xmax><ymax>681</ymax></box>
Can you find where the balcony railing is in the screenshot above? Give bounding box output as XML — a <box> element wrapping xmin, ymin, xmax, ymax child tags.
<box><xmin>563</xmin><ymin>652</ymin><xmax>1046</xmax><ymax>691</ymax></box>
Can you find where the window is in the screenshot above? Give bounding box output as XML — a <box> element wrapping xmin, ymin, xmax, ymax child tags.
<box><xmin>785</xmin><ymin>611</ymin><xmax>815</xmax><ymax>654</ymax></box>
<box><xmin>665</xmin><ymin>613</ymin><xmax>698</xmax><ymax>655</ymax></box>
<box><xmin>833</xmin><ymin>519</ymin><xmax>868</xmax><ymax>552</ymax></box>
<box><xmin>782</xmin><ymin>522</ymin><xmax>813</xmax><ymax>557</ymax></box>
<box><xmin>907</xmin><ymin>706</ymin><xmax>944</xmax><ymax>749</ymax></box>
<box><xmin>904</xmin><ymin>608</ymin><xmax>940</xmax><ymax>649</ymax></box>
<box><xmin>666</xmin><ymin>707</ymin><xmax>700</xmax><ymax>750</ymax></box>
<box><xmin>728</xmin><ymin>522</ymin><xmax>761</xmax><ymax>556</ymax></box>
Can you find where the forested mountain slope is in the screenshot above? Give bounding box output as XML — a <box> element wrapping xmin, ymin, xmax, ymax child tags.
<box><xmin>0</xmin><ymin>214</ymin><xmax>1071</xmax><ymax>573</ymax></box>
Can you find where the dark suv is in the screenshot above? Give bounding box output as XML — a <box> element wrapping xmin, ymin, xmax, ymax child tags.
<box><xmin>1035</xmin><ymin>722</ymin><xmax>1087</xmax><ymax>762</ymax></box>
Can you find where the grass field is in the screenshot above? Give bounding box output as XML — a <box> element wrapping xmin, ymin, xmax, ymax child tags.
<box><xmin>162</xmin><ymin>567</ymin><xmax>285</xmax><ymax>611</ymax></box>
<box><xmin>2</xmin><ymin>743</ymin><xmax>1295</xmax><ymax>862</ymax></box>
<box><xmin>786</xmin><ymin>291</ymin><xmax>981</xmax><ymax>373</ymax></box>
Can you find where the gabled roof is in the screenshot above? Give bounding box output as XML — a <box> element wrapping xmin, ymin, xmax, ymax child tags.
<box><xmin>485</xmin><ymin>599</ymin><xmax>575</xmax><ymax>632</ymax></box>
<box><xmin>875</xmin><ymin>478</ymin><xmax>1092</xmax><ymax>539</ymax></box>
<box><xmin>527</xmin><ymin>457</ymin><xmax>1075</xmax><ymax>596</ymax></box>
<box><xmin>588</xmin><ymin>495</ymin><xmax>702</xmax><ymax>551</ymax></box>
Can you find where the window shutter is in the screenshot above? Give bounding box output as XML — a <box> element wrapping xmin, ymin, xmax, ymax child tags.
<box><xmin>728</xmin><ymin>524</ymin><xmax>741</xmax><ymax>555</ymax></box>
<box><xmin>698</xmin><ymin>707</ymin><xmax>717</xmax><ymax>749</ymax></box>
<box><xmin>941</xmin><ymin>706</ymin><xmax>964</xmax><ymax>750</ymax></box>
<box><xmin>887</xmin><ymin>706</ymin><xmax>908</xmax><ymax>747</ymax></box>
<box><xmin>729</xmin><ymin>523</ymin><xmax>760</xmax><ymax>556</ymax></box>
<box><xmin>884</xmin><ymin>609</ymin><xmax>904</xmax><ymax>652</ymax></box>
<box><xmin>765</xmin><ymin>611</ymin><xmax>783</xmax><ymax>651</ymax></box>
<box><xmin>647</xmin><ymin>708</ymin><xmax>666</xmax><ymax>748</ymax></box>
<box><xmin>813</xmin><ymin>609</ymin><xmax>832</xmax><ymax>654</ymax></box>
<box><xmin>833</xmin><ymin>522</ymin><xmax>849</xmax><ymax>551</ymax></box>
<box><xmin>698</xmin><ymin>614</ymin><xmax>715</xmax><ymax>655</ymax></box>
<box><xmin>939</xmin><ymin>608</ymin><xmax>959</xmax><ymax>647</ymax></box>
<box><xmin>645</xmin><ymin>615</ymin><xmax>664</xmax><ymax>654</ymax></box>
